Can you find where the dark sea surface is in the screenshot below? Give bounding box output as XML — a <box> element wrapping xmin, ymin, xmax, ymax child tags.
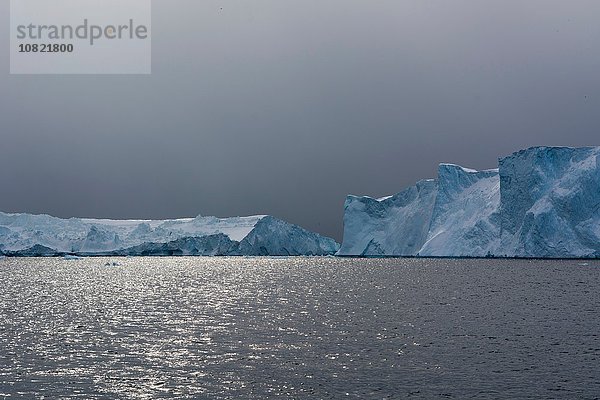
<box><xmin>0</xmin><ymin>257</ymin><xmax>598</xmax><ymax>399</ymax></box>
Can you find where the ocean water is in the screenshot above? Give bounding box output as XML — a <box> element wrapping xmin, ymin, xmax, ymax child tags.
<box><xmin>0</xmin><ymin>257</ymin><xmax>598</xmax><ymax>399</ymax></box>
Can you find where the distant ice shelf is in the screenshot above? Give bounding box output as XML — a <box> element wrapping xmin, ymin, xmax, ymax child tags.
<box><xmin>338</xmin><ymin>146</ymin><xmax>600</xmax><ymax>258</ymax></box>
<box><xmin>0</xmin><ymin>213</ymin><xmax>339</xmax><ymax>257</ymax></box>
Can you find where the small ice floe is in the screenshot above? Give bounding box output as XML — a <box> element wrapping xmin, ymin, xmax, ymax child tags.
<box><xmin>579</xmin><ymin>262</ymin><xmax>589</xmax><ymax>266</ymax></box>
<box><xmin>63</xmin><ymin>255</ymin><xmax>82</xmax><ymax>260</ymax></box>
<box><xmin>104</xmin><ymin>261</ymin><xmax>121</xmax><ymax>267</ymax></box>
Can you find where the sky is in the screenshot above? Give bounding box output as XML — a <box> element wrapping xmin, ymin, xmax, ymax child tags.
<box><xmin>1</xmin><ymin>0</ymin><xmax>600</xmax><ymax>242</ymax></box>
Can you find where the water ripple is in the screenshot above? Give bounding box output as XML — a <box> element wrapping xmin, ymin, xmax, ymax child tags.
<box><xmin>0</xmin><ymin>257</ymin><xmax>599</xmax><ymax>399</ymax></box>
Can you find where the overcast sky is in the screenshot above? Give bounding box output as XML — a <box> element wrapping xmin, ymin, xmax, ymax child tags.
<box><xmin>1</xmin><ymin>0</ymin><xmax>599</xmax><ymax>241</ymax></box>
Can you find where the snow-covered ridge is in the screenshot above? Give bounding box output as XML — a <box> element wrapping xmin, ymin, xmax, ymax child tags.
<box><xmin>339</xmin><ymin>146</ymin><xmax>600</xmax><ymax>258</ymax></box>
<box><xmin>0</xmin><ymin>213</ymin><xmax>339</xmax><ymax>256</ymax></box>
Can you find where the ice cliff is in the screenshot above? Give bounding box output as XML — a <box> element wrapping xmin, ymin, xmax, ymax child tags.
<box><xmin>338</xmin><ymin>146</ymin><xmax>600</xmax><ymax>258</ymax></box>
<box><xmin>0</xmin><ymin>213</ymin><xmax>339</xmax><ymax>256</ymax></box>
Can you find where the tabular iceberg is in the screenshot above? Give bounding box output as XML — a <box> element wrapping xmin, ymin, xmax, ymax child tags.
<box><xmin>0</xmin><ymin>213</ymin><xmax>339</xmax><ymax>257</ymax></box>
<box><xmin>338</xmin><ymin>146</ymin><xmax>600</xmax><ymax>258</ymax></box>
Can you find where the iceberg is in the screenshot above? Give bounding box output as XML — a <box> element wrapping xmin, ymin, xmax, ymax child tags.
<box><xmin>498</xmin><ymin>147</ymin><xmax>600</xmax><ymax>258</ymax></box>
<box><xmin>234</xmin><ymin>216</ymin><xmax>340</xmax><ymax>256</ymax></box>
<box><xmin>339</xmin><ymin>146</ymin><xmax>600</xmax><ymax>258</ymax></box>
<box><xmin>339</xmin><ymin>179</ymin><xmax>437</xmax><ymax>256</ymax></box>
<box><xmin>0</xmin><ymin>213</ymin><xmax>339</xmax><ymax>257</ymax></box>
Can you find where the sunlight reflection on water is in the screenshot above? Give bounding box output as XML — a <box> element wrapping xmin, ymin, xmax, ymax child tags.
<box><xmin>0</xmin><ymin>257</ymin><xmax>599</xmax><ymax>399</ymax></box>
